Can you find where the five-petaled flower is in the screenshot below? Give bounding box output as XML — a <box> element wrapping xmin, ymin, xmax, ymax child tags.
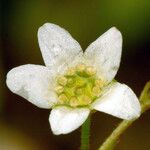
<box><xmin>6</xmin><ymin>23</ymin><xmax>141</xmax><ymax>135</ymax></box>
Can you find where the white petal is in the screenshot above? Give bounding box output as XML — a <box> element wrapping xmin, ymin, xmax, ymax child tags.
<box><xmin>91</xmin><ymin>82</ymin><xmax>141</xmax><ymax>120</ymax></box>
<box><xmin>49</xmin><ymin>106</ymin><xmax>90</xmax><ymax>135</ymax></box>
<box><xmin>6</xmin><ymin>64</ymin><xmax>58</xmax><ymax>108</ymax></box>
<box><xmin>84</xmin><ymin>27</ymin><xmax>122</xmax><ymax>83</ymax></box>
<box><xmin>38</xmin><ymin>23</ymin><xmax>83</xmax><ymax>74</ymax></box>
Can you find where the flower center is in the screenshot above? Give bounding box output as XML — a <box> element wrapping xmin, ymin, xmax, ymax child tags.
<box><xmin>55</xmin><ymin>64</ymin><xmax>104</xmax><ymax>107</ymax></box>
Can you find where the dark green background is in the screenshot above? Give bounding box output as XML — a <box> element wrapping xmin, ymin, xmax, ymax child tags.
<box><xmin>1</xmin><ymin>0</ymin><xmax>150</xmax><ymax>149</ymax></box>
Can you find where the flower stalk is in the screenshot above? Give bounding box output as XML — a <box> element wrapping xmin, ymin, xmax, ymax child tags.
<box><xmin>80</xmin><ymin>115</ymin><xmax>91</xmax><ymax>150</ymax></box>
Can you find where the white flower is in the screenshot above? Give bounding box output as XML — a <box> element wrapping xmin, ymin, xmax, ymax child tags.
<box><xmin>6</xmin><ymin>23</ymin><xmax>141</xmax><ymax>135</ymax></box>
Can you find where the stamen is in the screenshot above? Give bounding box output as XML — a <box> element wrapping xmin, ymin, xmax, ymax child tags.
<box><xmin>86</xmin><ymin>66</ymin><xmax>96</xmax><ymax>76</ymax></box>
<box><xmin>70</xmin><ymin>97</ymin><xmax>78</xmax><ymax>107</ymax></box>
<box><xmin>81</xmin><ymin>95</ymin><xmax>92</xmax><ymax>105</ymax></box>
<box><xmin>76</xmin><ymin>64</ymin><xmax>85</xmax><ymax>72</ymax></box>
<box><xmin>58</xmin><ymin>94</ymin><xmax>68</xmax><ymax>103</ymax></box>
<box><xmin>57</xmin><ymin>76</ymin><xmax>67</xmax><ymax>86</ymax></box>
<box><xmin>67</xmin><ymin>78</ymin><xmax>74</xmax><ymax>86</ymax></box>
<box><xmin>55</xmin><ymin>64</ymin><xmax>104</xmax><ymax>107</ymax></box>
<box><xmin>95</xmin><ymin>79</ymin><xmax>104</xmax><ymax>88</ymax></box>
<box><xmin>92</xmin><ymin>86</ymin><xmax>101</xmax><ymax>96</ymax></box>
<box><xmin>55</xmin><ymin>85</ymin><xmax>63</xmax><ymax>94</ymax></box>
<box><xmin>66</xmin><ymin>68</ymin><xmax>75</xmax><ymax>76</ymax></box>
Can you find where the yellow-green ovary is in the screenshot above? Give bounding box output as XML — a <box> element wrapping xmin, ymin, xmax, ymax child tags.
<box><xmin>55</xmin><ymin>64</ymin><xmax>104</xmax><ymax>107</ymax></box>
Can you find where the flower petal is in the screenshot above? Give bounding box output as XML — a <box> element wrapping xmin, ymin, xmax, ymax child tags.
<box><xmin>84</xmin><ymin>27</ymin><xmax>122</xmax><ymax>83</ymax></box>
<box><xmin>91</xmin><ymin>82</ymin><xmax>141</xmax><ymax>120</ymax></box>
<box><xmin>38</xmin><ymin>23</ymin><xmax>83</xmax><ymax>74</ymax></box>
<box><xmin>6</xmin><ymin>64</ymin><xmax>57</xmax><ymax>108</ymax></box>
<box><xmin>49</xmin><ymin>106</ymin><xmax>90</xmax><ymax>135</ymax></box>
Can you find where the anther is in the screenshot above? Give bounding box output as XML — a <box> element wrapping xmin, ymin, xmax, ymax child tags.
<box><xmin>58</xmin><ymin>94</ymin><xmax>68</xmax><ymax>103</ymax></box>
<box><xmin>66</xmin><ymin>68</ymin><xmax>75</xmax><ymax>76</ymax></box>
<box><xmin>67</xmin><ymin>78</ymin><xmax>74</xmax><ymax>85</ymax></box>
<box><xmin>57</xmin><ymin>76</ymin><xmax>67</xmax><ymax>86</ymax></box>
<box><xmin>95</xmin><ymin>79</ymin><xmax>102</xmax><ymax>86</ymax></box>
<box><xmin>76</xmin><ymin>64</ymin><xmax>85</xmax><ymax>72</ymax></box>
<box><xmin>86</xmin><ymin>66</ymin><xmax>96</xmax><ymax>76</ymax></box>
<box><xmin>70</xmin><ymin>97</ymin><xmax>78</xmax><ymax>107</ymax></box>
<box><xmin>55</xmin><ymin>85</ymin><xmax>64</xmax><ymax>94</ymax></box>
<box><xmin>92</xmin><ymin>86</ymin><xmax>101</xmax><ymax>96</ymax></box>
<box><xmin>82</xmin><ymin>96</ymin><xmax>92</xmax><ymax>105</ymax></box>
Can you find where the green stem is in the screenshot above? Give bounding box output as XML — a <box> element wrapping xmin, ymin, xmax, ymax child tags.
<box><xmin>80</xmin><ymin>115</ymin><xmax>91</xmax><ymax>150</ymax></box>
<box><xmin>98</xmin><ymin>81</ymin><xmax>150</xmax><ymax>150</ymax></box>
<box><xmin>98</xmin><ymin>119</ymin><xmax>135</xmax><ymax>150</ymax></box>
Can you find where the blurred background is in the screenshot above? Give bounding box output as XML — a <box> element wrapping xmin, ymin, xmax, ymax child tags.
<box><xmin>1</xmin><ymin>0</ymin><xmax>150</xmax><ymax>149</ymax></box>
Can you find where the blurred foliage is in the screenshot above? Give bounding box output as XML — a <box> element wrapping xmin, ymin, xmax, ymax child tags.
<box><xmin>3</xmin><ymin>0</ymin><xmax>150</xmax><ymax>64</ymax></box>
<box><xmin>0</xmin><ymin>47</ymin><xmax>5</xmax><ymax>114</ymax></box>
<box><xmin>1</xmin><ymin>0</ymin><xmax>150</xmax><ymax>150</ymax></box>
<box><xmin>0</xmin><ymin>121</ymin><xmax>44</xmax><ymax>150</ymax></box>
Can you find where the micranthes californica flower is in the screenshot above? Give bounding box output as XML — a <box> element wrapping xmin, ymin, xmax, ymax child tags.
<box><xmin>6</xmin><ymin>23</ymin><xmax>141</xmax><ymax>135</ymax></box>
